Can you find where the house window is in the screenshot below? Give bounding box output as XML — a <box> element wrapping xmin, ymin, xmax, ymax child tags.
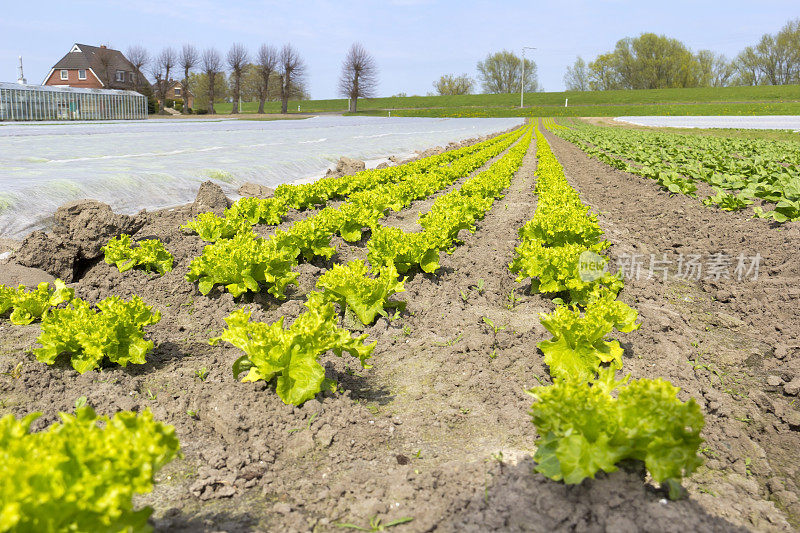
<box><xmin>78</xmin><ymin>70</ymin><xmax>86</xmax><ymax>80</ymax></box>
<box><xmin>60</xmin><ymin>70</ymin><xmax>68</xmax><ymax>80</ymax></box>
<box><xmin>173</xmin><ymin>88</ymin><xmax>182</xmax><ymax>96</ymax></box>
<box><xmin>115</xmin><ymin>70</ymin><xmax>125</xmax><ymax>82</ymax></box>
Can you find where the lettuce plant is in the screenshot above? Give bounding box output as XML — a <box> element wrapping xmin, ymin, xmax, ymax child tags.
<box><xmin>0</xmin><ymin>280</ymin><xmax>73</xmax><ymax>325</ymax></box>
<box><xmin>102</xmin><ymin>234</ymin><xmax>173</xmax><ymax>275</ymax></box>
<box><xmin>754</xmin><ymin>198</ymin><xmax>800</xmax><ymax>222</ymax></box>
<box><xmin>530</xmin><ymin>370</ymin><xmax>704</xmax><ymax>499</ymax></box>
<box><xmin>537</xmin><ymin>289</ymin><xmax>639</xmax><ymax>382</ymax></box>
<box><xmin>336</xmin><ymin>202</ymin><xmax>384</xmax><ymax>242</ymax></box>
<box><xmin>226</xmin><ymin>197</ymin><xmax>287</xmax><ymax>225</ymax></box>
<box><xmin>212</xmin><ymin>292</ymin><xmax>375</xmax><ymax>405</ymax></box>
<box><xmin>271</xmin><ymin>216</ymin><xmax>337</xmax><ymax>262</ymax></box>
<box><xmin>186</xmin><ymin>231</ymin><xmax>300</xmax><ymax>298</ymax></box>
<box><xmin>701</xmin><ymin>188</ymin><xmax>753</xmax><ymax>212</ymax></box>
<box><xmin>35</xmin><ymin>296</ymin><xmax>161</xmax><ymax>374</ymax></box>
<box><xmin>519</xmin><ymin>204</ymin><xmax>605</xmax><ymax>248</ymax></box>
<box><xmin>367</xmin><ymin>226</ymin><xmax>445</xmax><ymax>274</ymax></box>
<box><xmin>317</xmin><ymin>260</ymin><xmax>405</xmax><ymax>325</ymax></box>
<box><xmin>180</xmin><ymin>212</ymin><xmax>251</xmax><ymax>242</ymax></box>
<box><xmin>509</xmin><ymin>239</ymin><xmax>621</xmax><ymax>303</ymax></box>
<box><xmin>0</xmin><ymin>406</ymin><xmax>179</xmax><ymax>532</ymax></box>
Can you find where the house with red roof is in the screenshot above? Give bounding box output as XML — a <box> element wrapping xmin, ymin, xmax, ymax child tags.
<box><xmin>43</xmin><ymin>43</ymin><xmax>140</xmax><ymax>90</ymax></box>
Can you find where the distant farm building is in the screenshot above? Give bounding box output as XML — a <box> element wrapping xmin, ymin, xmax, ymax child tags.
<box><xmin>43</xmin><ymin>43</ymin><xmax>140</xmax><ymax>90</ymax></box>
<box><xmin>0</xmin><ymin>43</ymin><xmax>147</xmax><ymax>121</ymax></box>
<box><xmin>154</xmin><ymin>79</ymin><xmax>194</xmax><ymax>110</ymax></box>
<box><xmin>0</xmin><ymin>82</ymin><xmax>147</xmax><ymax>121</ymax></box>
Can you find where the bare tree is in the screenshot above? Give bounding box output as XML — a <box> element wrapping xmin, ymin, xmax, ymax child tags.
<box><xmin>95</xmin><ymin>45</ymin><xmax>115</xmax><ymax>88</ymax></box>
<box><xmin>126</xmin><ymin>45</ymin><xmax>150</xmax><ymax>92</ymax></box>
<box><xmin>278</xmin><ymin>44</ymin><xmax>306</xmax><ymax>114</ymax></box>
<box><xmin>151</xmin><ymin>47</ymin><xmax>176</xmax><ymax>113</ymax></box>
<box><xmin>477</xmin><ymin>50</ymin><xmax>538</xmax><ymax>93</ymax></box>
<box><xmin>202</xmin><ymin>48</ymin><xmax>223</xmax><ymax>114</ymax></box>
<box><xmin>256</xmin><ymin>44</ymin><xmax>278</xmax><ymax>114</ymax></box>
<box><xmin>338</xmin><ymin>43</ymin><xmax>378</xmax><ymax>112</ymax></box>
<box><xmin>149</xmin><ymin>65</ymin><xmax>165</xmax><ymax>113</ymax></box>
<box><xmin>227</xmin><ymin>43</ymin><xmax>249</xmax><ymax>114</ymax></box>
<box><xmin>180</xmin><ymin>44</ymin><xmax>199</xmax><ymax>112</ymax></box>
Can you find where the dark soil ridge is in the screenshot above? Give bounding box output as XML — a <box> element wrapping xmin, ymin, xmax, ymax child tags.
<box><xmin>0</xmin><ymin>125</ymin><xmax>769</xmax><ymax>531</ymax></box>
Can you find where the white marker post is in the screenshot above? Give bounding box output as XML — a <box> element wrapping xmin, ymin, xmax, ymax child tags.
<box><xmin>565</xmin><ymin>98</ymin><xmax>568</xmax><ymax>107</ymax></box>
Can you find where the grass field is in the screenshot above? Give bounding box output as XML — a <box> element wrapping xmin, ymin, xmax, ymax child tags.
<box><xmin>209</xmin><ymin>84</ymin><xmax>800</xmax><ymax>117</ymax></box>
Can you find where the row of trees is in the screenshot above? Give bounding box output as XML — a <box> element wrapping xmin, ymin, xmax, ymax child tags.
<box><xmin>564</xmin><ymin>18</ymin><xmax>800</xmax><ymax>91</ymax></box>
<box><xmin>125</xmin><ymin>42</ymin><xmax>378</xmax><ymax>114</ymax></box>
<box><xmin>433</xmin><ymin>50</ymin><xmax>540</xmax><ymax>96</ymax></box>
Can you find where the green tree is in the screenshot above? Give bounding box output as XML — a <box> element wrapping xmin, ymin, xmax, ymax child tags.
<box><xmin>733</xmin><ymin>46</ymin><xmax>763</xmax><ymax>86</ymax></box>
<box><xmin>611</xmin><ymin>33</ymin><xmax>700</xmax><ymax>89</ymax></box>
<box><xmin>588</xmin><ymin>53</ymin><xmax>621</xmax><ymax>91</ymax></box>
<box><xmin>476</xmin><ymin>50</ymin><xmax>538</xmax><ymax>94</ymax></box>
<box><xmin>731</xmin><ymin>19</ymin><xmax>800</xmax><ymax>86</ymax></box>
<box><xmin>433</xmin><ymin>73</ymin><xmax>474</xmax><ymax>95</ymax></box>
<box><xmin>242</xmin><ymin>67</ymin><xmax>285</xmax><ymax>106</ymax></box>
<box><xmin>563</xmin><ymin>57</ymin><xmax>589</xmax><ymax>91</ymax></box>
<box><xmin>695</xmin><ymin>50</ymin><xmax>733</xmax><ymax>87</ymax></box>
<box><xmin>750</xmin><ymin>19</ymin><xmax>800</xmax><ymax>85</ymax></box>
<box><xmin>191</xmin><ymin>71</ymin><xmax>229</xmax><ymax>112</ymax></box>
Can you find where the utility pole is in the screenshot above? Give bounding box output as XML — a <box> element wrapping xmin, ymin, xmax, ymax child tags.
<box><xmin>17</xmin><ymin>56</ymin><xmax>27</xmax><ymax>84</ymax></box>
<box><xmin>520</xmin><ymin>46</ymin><xmax>536</xmax><ymax>109</ymax></box>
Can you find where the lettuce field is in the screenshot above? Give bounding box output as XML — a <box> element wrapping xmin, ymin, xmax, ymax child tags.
<box><xmin>1</xmin><ymin>119</ymin><xmax>799</xmax><ymax>531</ymax></box>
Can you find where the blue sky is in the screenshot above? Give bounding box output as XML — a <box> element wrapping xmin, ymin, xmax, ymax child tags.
<box><xmin>0</xmin><ymin>0</ymin><xmax>797</xmax><ymax>98</ymax></box>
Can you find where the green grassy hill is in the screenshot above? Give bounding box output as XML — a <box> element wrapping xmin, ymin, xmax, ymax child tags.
<box><xmin>210</xmin><ymin>84</ymin><xmax>800</xmax><ymax>117</ymax></box>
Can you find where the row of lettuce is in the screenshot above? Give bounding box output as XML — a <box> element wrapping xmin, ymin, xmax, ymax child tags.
<box><xmin>551</xmin><ymin>119</ymin><xmax>800</xmax><ymax>222</ymax></box>
<box><xmin>214</xmin><ymin>125</ymin><xmax>532</xmax><ymax>405</ymax></box>
<box><xmin>0</xmin><ymin>126</ymin><xmax>532</xmax><ymax>531</ymax></box>
<box><xmin>0</xmin><ymin>122</ymin><xmax>710</xmax><ymax>529</ymax></box>
<box><xmin>511</xmin><ymin>123</ymin><xmax>704</xmax><ymax>499</ymax></box>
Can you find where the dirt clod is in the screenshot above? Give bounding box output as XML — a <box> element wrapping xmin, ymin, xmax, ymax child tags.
<box><xmin>192</xmin><ymin>181</ymin><xmax>232</xmax><ymax>216</ymax></box>
<box><xmin>14</xmin><ymin>200</ymin><xmax>146</xmax><ymax>281</ymax></box>
<box><xmin>335</xmin><ymin>156</ymin><xmax>366</xmax><ymax>176</ymax></box>
<box><xmin>237</xmin><ymin>182</ymin><xmax>275</xmax><ymax>199</ymax></box>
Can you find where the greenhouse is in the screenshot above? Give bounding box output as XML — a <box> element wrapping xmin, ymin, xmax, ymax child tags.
<box><xmin>0</xmin><ymin>82</ymin><xmax>147</xmax><ymax>121</ymax></box>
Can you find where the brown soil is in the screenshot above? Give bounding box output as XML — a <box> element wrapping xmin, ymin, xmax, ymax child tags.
<box><xmin>0</xmin><ymin>127</ymin><xmax>797</xmax><ymax>532</ymax></box>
